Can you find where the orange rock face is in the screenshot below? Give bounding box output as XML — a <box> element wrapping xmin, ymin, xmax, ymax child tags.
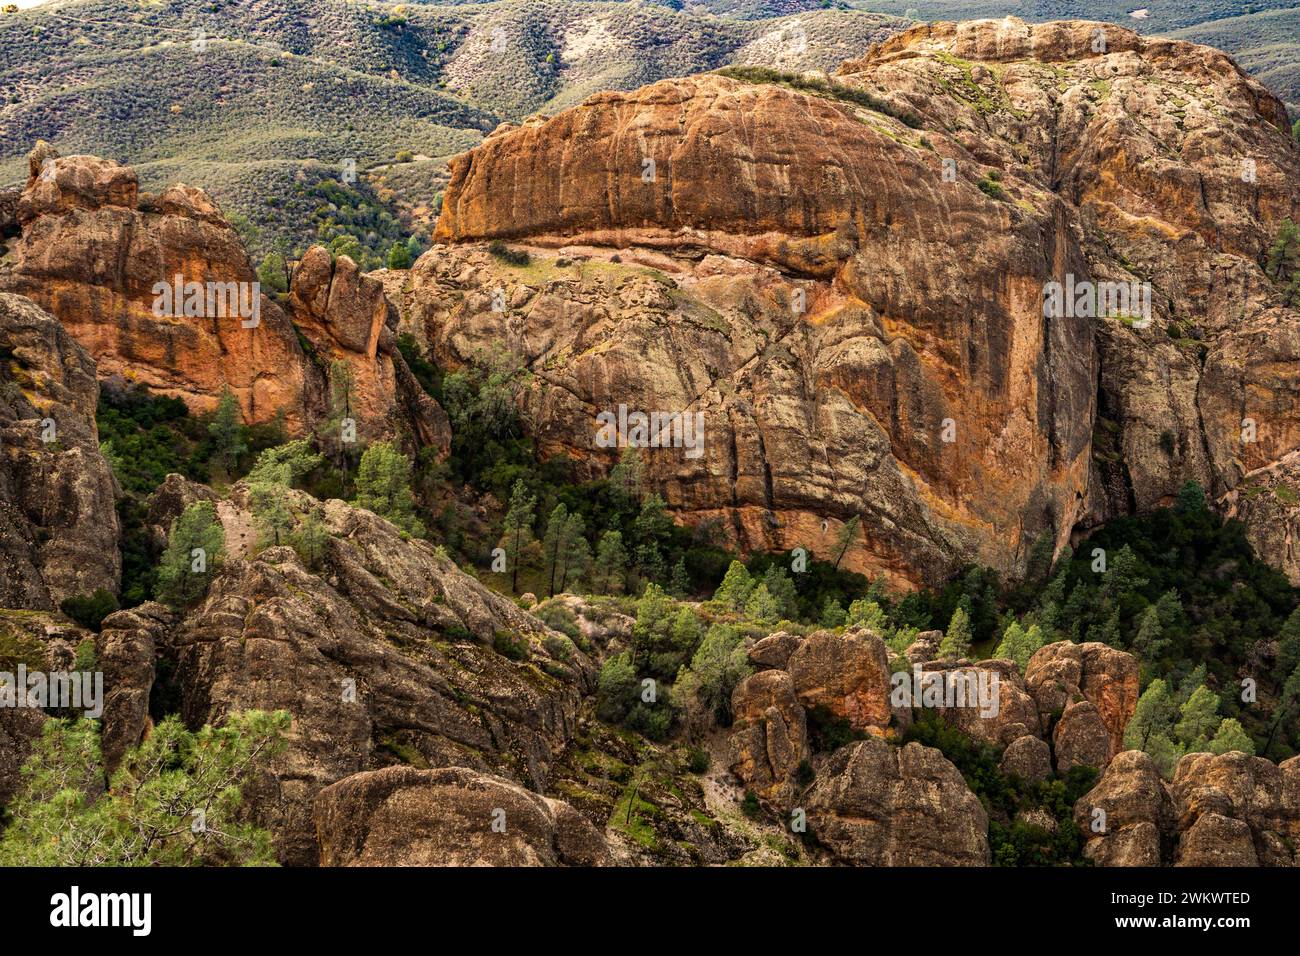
<box><xmin>415</xmin><ymin>17</ymin><xmax>1300</xmax><ymax>587</ymax></box>
<box><xmin>2</xmin><ymin>146</ymin><xmax>317</xmax><ymax>432</ymax></box>
<box><xmin>0</xmin><ymin>145</ymin><xmax>449</xmax><ymax>456</ymax></box>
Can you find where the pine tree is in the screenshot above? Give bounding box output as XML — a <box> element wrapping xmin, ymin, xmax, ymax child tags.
<box><xmin>820</xmin><ymin>597</ymin><xmax>847</xmax><ymax>628</ymax></box>
<box><xmin>1174</xmin><ymin>685</ymin><xmax>1221</xmax><ymax>750</ymax></box>
<box><xmin>1208</xmin><ymin>718</ymin><xmax>1255</xmax><ymax>756</ymax></box>
<box><xmin>386</xmin><ymin>240</ymin><xmax>412</xmax><ymax>270</ymax></box>
<box><xmin>208</xmin><ymin>387</ymin><xmax>247</xmax><ymax>475</ymax></box>
<box><xmin>1276</xmin><ymin>606</ymin><xmax>1300</xmax><ymax>681</ymax></box>
<box><xmin>1263</xmin><ymin>664</ymin><xmax>1300</xmax><ymax>756</ymax></box>
<box><xmin>320</xmin><ymin>360</ymin><xmax>358</xmax><ymax>482</ymax></box>
<box><xmin>761</xmin><ymin>565</ymin><xmax>799</xmax><ymax>620</ymax></box>
<box><xmin>745</xmin><ymin>583</ymin><xmax>781</xmax><ymax>624</ymax></box>
<box><xmin>846</xmin><ymin>598</ymin><xmax>888</xmax><ymax>632</ymax></box>
<box><xmin>249</xmin><ymin>480</ymin><xmax>295</xmax><ymax>548</ymax></box>
<box><xmin>609</xmin><ymin>446</ymin><xmax>644</xmax><ymax>506</ymax></box>
<box><xmin>1124</xmin><ymin>678</ymin><xmax>1176</xmax><ymax>752</ymax></box>
<box><xmin>557</xmin><ymin>512</ymin><xmax>589</xmax><ymax>593</ymax></box>
<box><xmin>939</xmin><ymin>604</ymin><xmax>972</xmax><ymax>659</ymax></box>
<box><xmin>352</xmin><ymin>442</ymin><xmax>424</xmax><ymax>537</ymax></box>
<box><xmin>541</xmin><ymin>503</ymin><xmax>569</xmax><ymax>597</ymax></box>
<box><xmin>1265</xmin><ymin>219</ymin><xmax>1299</xmax><ymax>282</ymax></box>
<box><xmin>247</xmin><ymin>440</ymin><xmax>323</xmax><ymax>487</ymax></box>
<box><xmin>257</xmin><ymin>252</ymin><xmax>289</xmax><ymax>295</ymax></box>
<box><xmin>713</xmin><ymin>560</ymin><xmax>754</xmax><ymax>611</ymax></box>
<box><xmin>670</xmin><ymin>557</ymin><xmax>691</xmax><ymax>598</ymax></box>
<box><xmin>156</xmin><ymin>501</ymin><xmax>226</xmax><ymax>607</ymax></box>
<box><xmin>832</xmin><ymin>515</ymin><xmax>861</xmax><ymax>570</ymax></box>
<box><xmin>994</xmin><ymin>621</ymin><xmax>1043</xmax><ymax>671</ymax></box>
<box><xmin>291</xmin><ymin>510</ymin><xmax>329</xmax><ymax>570</ymax></box>
<box><xmin>1131</xmin><ymin>605</ymin><xmax>1169</xmax><ymax>662</ymax></box>
<box><xmin>499</xmin><ymin>479</ymin><xmax>536</xmax><ymax>593</ymax></box>
<box><xmin>593</xmin><ymin>530</ymin><xmax>628</xmax><ymax>595</ymax></box>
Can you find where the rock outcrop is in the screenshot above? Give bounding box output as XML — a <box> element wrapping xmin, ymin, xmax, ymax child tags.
<box><xmin>1026</xmin><ymin>641</ymin><xmax>1139</xmax><ymax>761</ymax></box>
<box><xmin>95</xmin><ymin>602</ymin><xmax>172</xmax><ymax>774</ymax></box>
<box><xmin>729</xmin><ymin>669</ymin><xmax>809</xmax><ymax>808</ymax></box>
<box><xmin>125</xmin><ymin>489</ymin><xmax>589</xmax><ymax>865</ymax></box>
<box><xmin>1075</xmin><ymin>748</ymin><xmax>1300</xmax><ymax>866</ymax></box>
<box><xmin>314</xmin><ymin>765</ymin><xmax>611</xmax><ymax>866</ymax></box>
<box><xmin>0</xmin><ymin>292</ymin><xmax>120</xmax><ymax>609</ymax></box>
<box><xmin>288</xmin><ymin>246</ymin><xmax>449</xmax><ymax>452</ymax></box>
<box><xmin>1073</xmin><ymin>750</ymin><xmax>1175</xmax><ymax>866</ymax></box>
<box><xmin>804</xmin><ymin>737</ymin><xmax>990</xmax><ymax>865</ymax></box>
<box><xmin>410</xmin><ymin>17</ymin><xmax>1300</xmax><ymax>587</ymax></box>
<box><xmin>787</xmin><ymin>628</ymin><xmax>907</xmax><ymax>736</ymax></box>
<box><xmin>0</xmin><ymin>145</ymin><xmax>449</xmax><ymax>455</ymax></box>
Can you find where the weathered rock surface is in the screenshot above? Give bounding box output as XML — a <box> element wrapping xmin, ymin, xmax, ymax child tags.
<box><xmin>1000</xmin><ymin>734</ymin><xmax>1053</xmax><ymax>783</ymax></box>
<box><xmin>1026</xmin><ymin>641</ymin><xmax>1139</xmax><ymax>760</ymax></box>
<box><xmin>728</xmin><ymin>668</ymin><xmax>809</xmax><ymax>808</ymax></box>
<box><xmin>0</xmin><ymin>146</ymin><xmax>316</xmax><ymax>431</ymax></box>
<box><xmin>1074</xmin><ymin>750</ymin><xmax>1175</xmax><ymax>866</ymax></box>
<box><xmin>149</xmin><ymin>490</ymin><xmax>588</xmax><ymax>865</ymax></box>
<box><xmin>787</xmin><ymin>628</ymin><xmax>907</xmax><ymax>735</ymax></box>
<box><xmin>917</xmin><ymin>658</ymin><xmax>1040</xmax><ymax>747</ymax></box>
<box><xmin>804</xmin><ymin>737</ymin><xmax>990</xmax><ymax>865</ymax></box>
<box><xmin>1053</xmin><ymin>699</ymin><xmax>1112</xmax><ymax>773</ymax></box>
<box><xmin>747</xmin><ymin>631</ymin><xmax>803</xmax><ymax>671</ymax></box>
<box><xmin>313</xmin><ymin>765</ymin><xmax>611</xmax><ymax>866</ymax></box>
<box><xmin>0</xmin><ymin>292</ymin><xmax>119</xmax><ymax>609</ymax></box>
<box><xmin>96</xmin><ymin>602</ymin><xmax>172</xmax><ymax>774</ymax></box>
<box><xmin>0</xmin><ymin>145</ymin><xmax>448</xmax><ymax>454</ymax></box>
<box><xmin>413</xmin><ymin>17</ymin><xmax>1300</xmax><ymax>587</ymax></box>
<box><xmin>288</xmin><ymin>246</ymin><xmax>449</xmax><ymax>452</ymax></box>
<box><xmin>1170</xmin><ymin>751</ymin><xmax>1300</xmax><ymax>866</ymax></box>
<box><xmin>1075</xmin><ymin>748</ymin><xmax>1300</xmax><ymax>866</ymax></box>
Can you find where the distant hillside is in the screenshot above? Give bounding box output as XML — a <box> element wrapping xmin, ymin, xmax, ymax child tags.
<box><xmin>2</xmin><ymin>0</ymin><xmax>1297</xmax><ymax>261</ymax></box>
<box><xmin>1171</xmin><ymin>7</ymin><xmax>1300</xmax><ymax>114</ymax></box>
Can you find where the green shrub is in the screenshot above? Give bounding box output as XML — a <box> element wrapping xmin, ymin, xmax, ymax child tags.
<box><xmin>59</xmin><ymin>588</ymin><xmax>119</xmax><ymax>632</ymax></box>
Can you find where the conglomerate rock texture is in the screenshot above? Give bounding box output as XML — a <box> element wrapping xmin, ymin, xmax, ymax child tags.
<box><xmin>411</xmin><ymin>17</ymin><xmax>1300</xmax><ymax>588</ymax></box>
<box><xmin>0</xmin><ymin>292</ymin><xmax>120</xmax><ymax>609</ymax></box>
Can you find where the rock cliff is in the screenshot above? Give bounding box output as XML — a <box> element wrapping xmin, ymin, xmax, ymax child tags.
<box><xmin>412</xmin><ymin>17</ymin><xmax>1300</xmax><ymax>587</ymax></box>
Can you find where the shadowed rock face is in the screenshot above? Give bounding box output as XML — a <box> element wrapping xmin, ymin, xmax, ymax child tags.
<box><xmin>412</xmin><ymin>16</ymin><xmax>1300</xmax><ymax>587</ymax></box>
<box><xmin>0</xmin><ymin>292</ymin><xmax>120</xmax><ymax>609</ymax></box>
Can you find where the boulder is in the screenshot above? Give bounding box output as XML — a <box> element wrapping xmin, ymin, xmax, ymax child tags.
<box><xmin>1074</xmin><ymin>750</ymin><xmax>1175</xmax><ymax>866</ymax></box>
<box><xmin>314</xmin><ymin>765</ymin><xmax>611</xmax><ymax>866</ymax></box>
<box><xmin>1053</xmin><ymin>700</ymin><xmax>1113</xmax><ymax>774</ymax></box>
<box><xmin>1169</xmin><ymin>751</ymin><xmax>1300</xmax><ymax>866</ymax></box>
<box><xmin>1026</xmin><ymin>641</ymin><xmax>1138</xmax><ymax>760</ymax></box>
<box><xmin>804</xmin><ymin>737</ymin><xmax>990</xmax><ymax>866</ymax></box>
<box><xmin>787</xmin><ymin>628</ymin><xmax>906</xmax><ymax>735</ymax></box>
<box><xmin>747</xmin><ymin>631</ymin><xmax>803</xmax><ymax>671</ymax></box>
<box><xmin>1000</xmin><ymin>734</ymin><xmax>1053</xmax><ymax>784</ymax></box>
<box><xmin>728</xmin><ymin>669</ymin><xmax>809</xmax><ymax>808</ymax></box>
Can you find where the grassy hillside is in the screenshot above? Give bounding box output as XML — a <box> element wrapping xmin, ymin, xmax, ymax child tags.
<box><xmin>2</xmin><ymin>0</ymin><xmax>1296</xmax><ymax>258</ymax></box>
<box><xmin>1171</xmin><ymin>7</ymin><xmax>1300</xmax><ymax>114</ymax></box>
